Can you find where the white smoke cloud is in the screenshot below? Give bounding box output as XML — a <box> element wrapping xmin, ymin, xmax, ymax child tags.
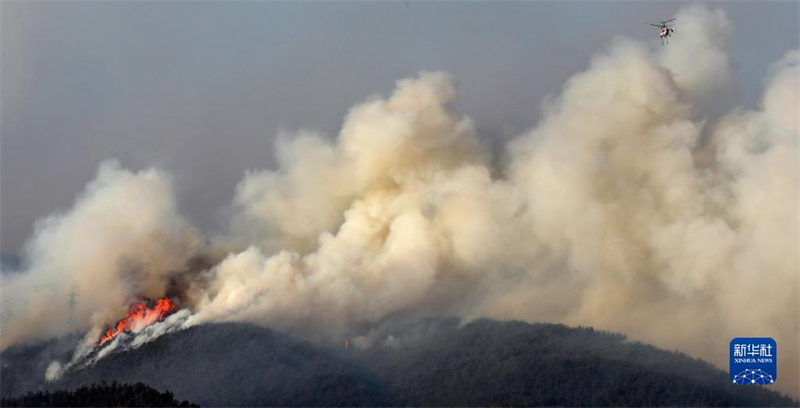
<box><xmin>0</xmin><ymin>160</ymin><xmax>202</xmax><ymax>347</ymax></box>
<box><xmin>187</xmin><ymin>71</ymin><xmax>504</xmax><ymax>335</ymax></box>
<box><xmin>488</xmin><ymin>32</ymin><xmax>797</xmax><ymax>396</ymax></box>
<box><xmin>2</xmin><ymin>4</ymin><xmax>797</xmax><ymax>399</ymax></box>
<box><xmin>659</xmin><ymin>4</ymin><xmax>736</xmax><ymax>117</ymax></box>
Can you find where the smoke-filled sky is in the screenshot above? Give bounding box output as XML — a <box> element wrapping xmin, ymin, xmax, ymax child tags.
<box><xmin>1</xmin><ymin>0</ymin><xmax>799</xmax><ymax>400</ymax></box>
<box><xmin>1</xmin><ymin>1</ymin><xmax>798</xmax><ymax>253</ymax></box>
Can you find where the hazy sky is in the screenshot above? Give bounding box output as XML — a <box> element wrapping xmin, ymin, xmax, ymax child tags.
<box><xmin>2</xmin><ymin>1</ymin><xmax>798</xmax><ymax>254</ymax></box>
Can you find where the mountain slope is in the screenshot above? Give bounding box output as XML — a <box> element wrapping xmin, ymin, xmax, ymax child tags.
<box><xmin>357</xmin><ymin>318</ymin><xmax>796</xmax><ymax>406</ymax></box>
<box><xmin>2</xmin><ymin>318</ymin><xmax>796</xmax><ymax>406</ymax></box>
<box><xmin>55</xmin><ymin>324</ymin><xmax>387</xmax><ymax>406</ymax></box>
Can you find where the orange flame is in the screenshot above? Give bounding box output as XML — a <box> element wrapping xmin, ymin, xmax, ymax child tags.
<box><xmin>99</xmin><ymin>297</ymin><xmax>177</xmax><ymax>346</ymax></box>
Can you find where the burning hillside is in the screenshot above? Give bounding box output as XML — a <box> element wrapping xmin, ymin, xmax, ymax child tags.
<box><xmin>98</xmin><ymin>298</ymin><xmax>178</xmax><ymax>346</ymax></box>
<box><xmin>41</xmin><ymin>300</ymin><xmax>192</xmax><ymax>383</ymax></box>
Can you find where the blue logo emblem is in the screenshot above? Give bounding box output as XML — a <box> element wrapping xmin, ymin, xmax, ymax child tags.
<box><xmin>730</xmin><ymin>337</ymin><xmax>776</xmax><ymax>385</ymax></box>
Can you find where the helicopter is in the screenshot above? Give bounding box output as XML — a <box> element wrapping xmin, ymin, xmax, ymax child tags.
<box><xmin>645</xmin><ymin>18</ymin><xmax>676</xmax><ymax>45</ymax></box>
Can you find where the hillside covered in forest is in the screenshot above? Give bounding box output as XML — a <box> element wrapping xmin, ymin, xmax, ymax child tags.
<box><xmin>2</xmin><ymin>318</ymin><xmax>796</xmax><ymax>406</ymax></box>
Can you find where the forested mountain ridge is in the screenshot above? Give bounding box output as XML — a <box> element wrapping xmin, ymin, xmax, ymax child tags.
<box><xmin>2</xmin><ymin>318</ymin><xmax>796</xmax><ymax>406</ymax></box>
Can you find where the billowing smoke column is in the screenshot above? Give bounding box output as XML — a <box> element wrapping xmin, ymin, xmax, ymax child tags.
<box><xmin>1</xmin><ymin>4</ymin><xmax>797</xmax><ymax>398</ymax></box>
<box><xmin>0</xmin><ymin>162</ymin><xmax>203</xmax><ymax>346</ymax></box>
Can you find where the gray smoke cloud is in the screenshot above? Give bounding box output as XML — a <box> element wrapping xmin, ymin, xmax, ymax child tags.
<box><xmin>1</xmin><ymin>4</ymin><xmax>797</xmax><ymax>398</ymax></box>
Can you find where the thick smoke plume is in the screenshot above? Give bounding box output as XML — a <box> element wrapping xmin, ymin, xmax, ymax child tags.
<box><xmin>1</xmin><ymin>5</ymin><xmax>797</xmax><ymax>397</ymax></box>
<box><xmin>1</xmin><ymin>162</ymin><xmax>203</xmax><ymax>344</ymax></box>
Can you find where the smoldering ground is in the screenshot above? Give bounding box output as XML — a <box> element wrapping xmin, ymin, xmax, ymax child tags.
<box><xmin>1</xmin><ymin>4</ymin><xmax>797</xmax><ymax>398</ymax></box>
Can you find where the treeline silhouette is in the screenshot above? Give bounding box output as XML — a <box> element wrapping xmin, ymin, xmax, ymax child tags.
<box><xmin>0</xmin><ymin>381</ymin><xmax>197</xmax><ymax>407</ymax></box>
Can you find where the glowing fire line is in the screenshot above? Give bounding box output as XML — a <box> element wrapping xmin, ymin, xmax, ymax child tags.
<box><xmin>98</xmin><ymin>297</ymin><xmax>177</xmax><ymax>346</ymax></box>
